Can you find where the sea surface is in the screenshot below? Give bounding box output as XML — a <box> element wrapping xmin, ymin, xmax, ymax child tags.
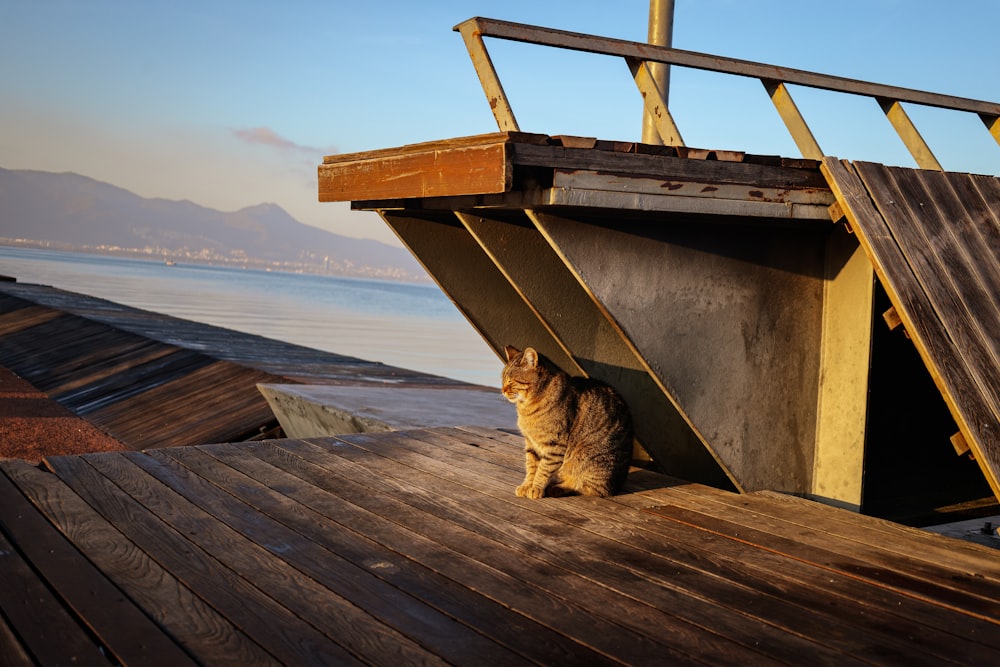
<box><xmin>0</xmin><ymin>246</ymin><xmax>502</xmax><ymax>387</ymax></box>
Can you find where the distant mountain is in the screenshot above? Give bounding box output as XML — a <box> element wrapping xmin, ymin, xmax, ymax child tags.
<box><xmin>0</xmin><ymin>167</ymin><xmax>427</xmax><ymax>281</ymax></box>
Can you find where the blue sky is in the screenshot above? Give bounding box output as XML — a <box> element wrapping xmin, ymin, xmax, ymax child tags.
<box><xmin>2</xmin><ymin>1</ymin><xmax>998</xmax><ymax>246</ymax></box>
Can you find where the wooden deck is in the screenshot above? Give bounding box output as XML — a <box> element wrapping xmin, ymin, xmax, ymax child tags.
<box><xmin>3</xmin><ymin>426</ymin><xmax>998</xmax><ymax>666</ymax></box>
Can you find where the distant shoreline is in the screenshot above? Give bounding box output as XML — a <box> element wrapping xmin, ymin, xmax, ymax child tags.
<box><xmin>0</xmin><ymin>237</ymin><xmax>431</xmax><ymax>283</ymax></box>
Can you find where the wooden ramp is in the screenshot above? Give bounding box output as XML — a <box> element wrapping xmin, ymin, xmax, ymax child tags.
<box><xmin>0</xmin><ymin>280</ymin><xmax>482</xmax><ymax>462</ymax></box>
<box><xmin>823</xmin><ymin>159</ymin><xmax>1000</xmax><ymax>502</ymax></box>
<box><xmin>0</xmin><ymin>289</ymin><xmax>285</xmax><ymax>453</ymax></box>
<box><xmin>2</xmin><ymin>427</ymin><xmax>998</xmax><ymax>665</ymax></box>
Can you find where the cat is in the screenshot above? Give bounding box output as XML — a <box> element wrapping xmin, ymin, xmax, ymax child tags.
<box><xmin>501</xmin><ymin>345</ymin><xmax>633</xmax><ymax>498</ymax></box>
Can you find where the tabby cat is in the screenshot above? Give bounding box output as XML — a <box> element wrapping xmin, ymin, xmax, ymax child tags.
<box><xmin>501</xmin><ymin>345</ymin><xmax>633</xmax><ymax>498</ymax></box>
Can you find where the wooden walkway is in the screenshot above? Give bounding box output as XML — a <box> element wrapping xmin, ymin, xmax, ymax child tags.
<box><xmin>0</xmin><ymin>280</ymin><xmax>480</xmax><ymax>460</ymax></box>
<box><xmin>3</xmin><ymin>426</ymin><xmax>998</xmax><ymax>666</ymax></box>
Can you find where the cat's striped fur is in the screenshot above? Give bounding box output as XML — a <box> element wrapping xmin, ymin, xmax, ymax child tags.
<box><xmin>501</xmin><ymin>345</ymin><xmax>633</xmax><ymax>498</ymax></box>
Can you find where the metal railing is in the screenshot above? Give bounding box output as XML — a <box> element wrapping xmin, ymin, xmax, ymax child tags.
<box><xmin>455</xmin><ymin>17</ymin><xmax>1000</xmax><ymax>170</ymax></box>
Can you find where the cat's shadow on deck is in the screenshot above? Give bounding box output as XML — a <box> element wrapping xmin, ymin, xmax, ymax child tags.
<box><xmin>618</xmin><ymin>465</ymin><xmax>693</xmax><ymax>497</ymax></box>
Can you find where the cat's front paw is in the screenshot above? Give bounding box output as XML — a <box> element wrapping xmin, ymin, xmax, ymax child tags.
<box><xmin>516</xmin><ymin>484</ymin><xmax>544</xmax><ymax>499</ymax></box>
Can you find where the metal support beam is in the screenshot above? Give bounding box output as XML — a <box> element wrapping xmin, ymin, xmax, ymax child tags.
<box><xmin>982</xmin><ymin>113</ymin><xmax>1000</xmax><ymax>148</ymax></box>
<box><xmin>455</xmin><ymin>17</ymin><xmax>1000</xmax><ymax>166</ymax></box>
<box><xmin>878</xmin><ymin>99</ymin><xmax>943</xmax><ymax>171</ymax></box>
<box><xmin>456</xmin><ymin>21</ymin><xmax>520</xmax><ymax>132</ymax></box>
<box><xmin>629</xmin><ymin>58</ymin><xmax>684</xmax><ymax>146</ymax></box>
<box><xmin>763</xmin><ymin>80</ymin><xmax>823</xmax><ymax>160</ymax></box>
<box><xmin>457</xmin><ymin>17</ymin><xmax>1000</xmax><ymax>117</ymax></box>
<box><xmin>811</xmin><ymin>224</ymin><xmax>875</xmax><ymax>510</ymax></box>
<box><xmin>380</xmin><ymin>210</ymin><xmax>573</xmax><ymax>372</ymax></box>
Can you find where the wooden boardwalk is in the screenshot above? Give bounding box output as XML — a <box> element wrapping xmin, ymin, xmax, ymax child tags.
<box><xmin>0</xmin><ymin>280</ymin><xmax>481</xmax><ymax>461</ymax></box>
<box><xmin>3</xmin><ymin>426</ymin><xmax>998</xmax><ymax>666</ymax></box>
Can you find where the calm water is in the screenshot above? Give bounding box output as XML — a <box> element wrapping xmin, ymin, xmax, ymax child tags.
<box><xmin>0</xmin><ymin>247</ymin><xmax>502</xmax><ymax>387</ymax></box>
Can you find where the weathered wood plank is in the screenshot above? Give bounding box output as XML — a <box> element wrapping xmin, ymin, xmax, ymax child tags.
<box><xmin>966</xmin><ymin>173</ymin><xmax>1000</xmax><ymax>245</ymax></box>
<box><xmin>371</xmin><ymin>427</ymin><xmax>1000</xmax><ymax>661</ymax></box>
<box><xmin>752</xmin><ymin>490</ymin><xmax>1000</xmax><ymax>582</ymax></box>
<box><xmin>454</xmin><ymin>425</ymin><xmax>1000</xmax><ymax>609</ymax></box>
<box><xmin>85</xmin><ymin>361</ymin><xmax>277</xmax><ymax>448</ymax></box>
<box><xmin>511</xmin><ymin>142</ymin><xmax>829</xmax><ymax>190</ymax></box>
<box><xmin>0</xmin><ymin>528</ymin><xmax>107</xmax><ymax>667</ymax></box>
<box><xmin>552</xmin><ymin>168</ymin><xmax>835</xmax><ymax>207</ymax></box>
<box><xmin>320</xmin><ymin>133</ymin><xmax>830</xmax><ymax>205</ymax></box>
<box><xmin>305</xmin><ymin>432</ymin><xmax>899</xmax><ymax>665</ymax></box>
<box><xmin>857</xmin><ymin>164</ymin><xmax>1000</xmax><ymax>408</ymax></box>
<box><xmin>938</xmin><ymin>172</ymin><xmax>1000</xmax><ymax>311</ymax></box>
<box><xmin>0</xmin><ymin>611</ymin><xmax>34</xmax><ymax>667</ymax></box>
<box><xmin>320</xmin><ymin>132</ymin><xmax>546</xmax><ymax>164</ymax></box>
<box><xmin>4</xmin><ymin>424</ymin><xmax>1000</xmax><ymax>664</ymax></box>
<box><xmin>0</xmin><ymin>304</ymin><xmax>62</xmax><ymax>336</ymax></box>
<box><xmin>0</xmin><ymin>465</ymin><xmax>195</xmax><ymax>667</ymax></box>
<box><xmin>821</xmin><ymin>157</ymin><xmax>1000</xmax><ymax>500</ymax></box>
<box><xmin>83</xmin><ymin>450</ymin><xmax>431</xmax><ymax>666</ymax></box>
<box><xmin>543</xmin><ymin>186</ymin><xmax>830</xmax><ymax>219</ymax></box>
<box><xmin>42</xmin><ymin>339</ymin><xmax>177</xmax><ymax>397</ymax></box>
<box><xmin>638</xmin><ymin>498</ymin><xmax>1000</xmax><ymax>620</ymax></box>
<box><xmin>619</xmin><ymin>459</ymin><xmax>1000</xmax><ymax>588</ymax></box>
<box><xmin>319</xmin><ymin>142</ymin><xmax>511</xmax><ymax>202</ymax></box>
<box><xmin>132</xmin><ymin>447</ymin><xmax>512</xmax><ymax>667</ymax></box>
<box><xmin>2</xmin><ymin>459</ymin><xmax>276</xmax><ymax>666</ymax></box>
<box><xmin>245</xmin><ymin>438</ymin><xmax>724</xmax><ymax>665</ymax></box>
<box><xmin>43</xmin><ymin>453</ymin><xmax>351</xmax><ymax>666</ymax></box>
<box><xmin>853</xmin><ymin>163</ymin><xmax>1000</xmax><ymax>495</ymax></box>
<box><xmin>170</xmin><ymin>443</ymin><xmax>588</xmax><ymax>667</ymax></box>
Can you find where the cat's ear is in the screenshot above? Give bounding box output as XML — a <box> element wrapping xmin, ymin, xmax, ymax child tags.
<box><xmin>522</xmin><ymin>347</ymin><xmax>538</xmax><ymax>367</ymax></box>
<box><xmin>504</xmin><ymin>345</ymin><xmax>521</xmax><ymax>362</ymax></box>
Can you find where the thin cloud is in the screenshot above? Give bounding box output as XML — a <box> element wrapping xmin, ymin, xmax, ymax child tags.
<box><xmin>233</xmin><ymin>127</ymin><xmax>337</xmax><ymax>157</ymax></box>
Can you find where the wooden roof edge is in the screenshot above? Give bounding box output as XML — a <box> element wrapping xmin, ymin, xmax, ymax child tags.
<box><xmin>321</xmin><ymin>132</ymin><xmax>539</xmax><ymax>165</ymax></box>
<box><xmin>318</xmin><ymin>133</ymin><xmax>829</xmax><ymax>204</ymax></box>
<box><xmin>320</xmin><ymin>132</ymin><xmax>824</xmax><ymax>172</ymax></box>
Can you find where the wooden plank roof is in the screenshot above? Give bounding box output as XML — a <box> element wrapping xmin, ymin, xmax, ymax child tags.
<box><xmin>320</xmin><ymin>132</ymin><xmax>835</xmax><ymax>221</ymax></box>
<box><xmin>822</xmin><ymin>159</ymin><xmax>1000</xmax><ymax>502</ymax></box>
<box><xmin>2</xmin><ymin>426</ymin><xmax>998</xmax><ymax>665</ymax></box>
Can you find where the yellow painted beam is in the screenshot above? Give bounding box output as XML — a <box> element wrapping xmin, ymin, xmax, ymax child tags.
<box><xmin>763</xmin><ymin>80</ymin><xmax>823</xmax><ymax>160</ymax></box>
<box><xmin>878</xmin><ymin>99</ymin><xmax>942</xmax><ymax>170</ymax></box>
<box><xmin>627</xmin><ymin>58</ymin><xmax>684</xmax><ymax>146</ymax></box>
<box><xmin>811</xmin><ymin>225</ymin><xmax>874</xmax><ymax>511</ymax></box>
<box><xmin>981</xmin><ymin>113</ymin><xmax>1000</xmax><ymax>148</ymax></box>
<box><xmin>457</xmin><ymin>22</ymin><xmax>520</xmax><ymax>132</ymax></box>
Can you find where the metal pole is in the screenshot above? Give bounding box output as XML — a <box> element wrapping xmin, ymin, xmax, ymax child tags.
<box><xmin>642</xmin><ymin>0</ymin><xmax>674</xmax><ymax>144</ymax></box>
